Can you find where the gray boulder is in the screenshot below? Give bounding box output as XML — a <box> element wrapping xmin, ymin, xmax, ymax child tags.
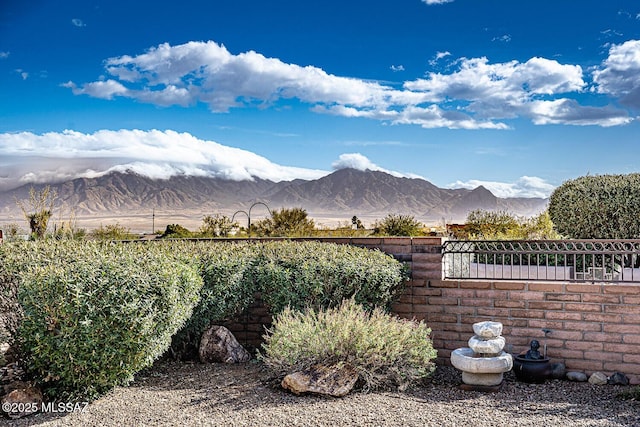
<box><xmin>282</xmin><ymin>363</ymin><xmax>359</xmax><ymax>397</ymax></box>
<box><xmin>566</xmin><ymin>371</ymin><xmax>588</xmax><ymax>382</ymax></box>
<box><xmin>199</xmin><ymin>325</ymin><xmax>251</xmax><ymax>364</ymax></box>
<box><xmin>608</xmin><ymin>372</ymin><xmax>630</xmax><ymax>386</ymax></box>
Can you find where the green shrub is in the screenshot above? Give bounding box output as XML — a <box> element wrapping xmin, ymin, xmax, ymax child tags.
<box><xmin>548</xmin><ymin>173</ymin><xmax>640</xmax><ymax>239</ymax></box>
<box><xmin>463</xmin><ymin>209</ymin><xmax>560</xmax><ymax>240</ymax></box>
<box><xmin>17</xmin><ymin>241</ymin><xmax>203</xmax><ymax>400</ymax></box>
<box><xmin>170</xmin><ymin>241</ymin><xmax>259</xmax><ymax>358</ymax></box>
<box><xmin>254</xmin><ymin>241</ymin><xmax>408</xmax><ymax>314</ymax></box>
<box><xmin>0</xmin><ymin>244</ymin><xmax>24</xmax><ymax>351</ymax></box>
<box><xmin>259</xmin><ymin>299</ymin><xmax>437</xmax><ymax>391</ymax></box>
<box><xmin>167</xmin><ymin>240</ymin><xmax>408</xmax><ymax>359</ymax></box>
<box><xmin>161</xmin><ymin>223</ymin><xmax>193</xmax><ymax>238</ymax></box>
<box><xmin>89</xmin><ymin>223</ymin><xmax>136</xmax><ymax>240</ymax></box>
<box><xmin>372</xmin><ymin>214</ymin><xmax>423</xmax><ymax>236</ymax></box>
<box><xmin>252</xmin><ymin>207</ymin><xmax>316</xmax><ymax>237</ymax></box>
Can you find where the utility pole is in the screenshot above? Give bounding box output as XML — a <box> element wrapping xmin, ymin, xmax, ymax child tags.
<box><xmin>152</xmin><ymin>209</ymin><xmax>155</xmax><ymax>235</ymax></box>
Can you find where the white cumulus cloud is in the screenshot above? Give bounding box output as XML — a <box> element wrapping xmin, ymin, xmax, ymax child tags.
<box><xmin>332</xmin><ymin>153</ymin><xmax>425</xmax><ymax>179</ymax></box>
<box><xmin>449</xmin><ymin>176</ymin><xmax>555</xmax><ymax>198</ymax></box>
<box><xmin>0</xmin><ymin>129</ymin><xmax>329</xmax><ymax>191</ymax></box>
<box><xmin>66</xmin><ymin>40</ymin><xmax>639</xmax><ymax>130</ymax></box>
<box><xmin>593</xmin><ymin>39</ymin><xmax>640</xmax><ymax>109</ymax></box>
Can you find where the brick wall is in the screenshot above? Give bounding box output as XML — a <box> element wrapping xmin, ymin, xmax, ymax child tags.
<box><xmin>222</xmin><ymin>237</ymin><xmax>640</xmax><ymax>385</ymax></box>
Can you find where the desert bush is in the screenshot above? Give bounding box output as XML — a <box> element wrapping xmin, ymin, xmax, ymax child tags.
<box><xmin>90</xmin><ymin>223</ymin><xmax>136</xmax><ymax>240</ymax></box>
<box><xmin>252</xmin><ymin>207</ymin><xmax>315</xmax><ymax>237</ymax></box>
<box><xmin>169</xmin><ymin>240</ymin><xmax>408</xmax><ymax>358</ymax></box>
<box><xmin>463</xmin><ymin>209</ymin><xmax>560</xmax><ymax>240</ymax></box>
<box><xmin>0</xmin><ymin>241</ymin><xmax>76</xmax><ymax>349</ymax></box>
<box><xmin>254</xmin><ymin>241</ymin><xmax>408</xmax><ymax>314</ymax></box>
<box><xmin>372</xmin><ymin>214</ymin><xmax>423</xmax><ymax>236</ymax></box>
<box><xmin>15</xmin><ymin>185</ymin><xmax>57</xmax><ymax>239</ymax></box>
<box><xmin>170</xmin><ymin>241</ymin><xmax>259</xmax><ymax>358</ymax></box>
<box><xmin>17</xmin><ymin>241</ymin><xmax>203</xmax><ymax>399</ymax></box>
<box><xmin>161</xmin><ymin>223</ymin><xmax>193</xmax><ymax>238</ymax></box>
<box><xmin>259</xmin><ymin>299</ymin><xmax>437</xmax><ymax>391</ymax></box>
<box><xmin>548</xmin><ymin>173</ymin><xmax>640</xmax><ymax>239</ymax></box>
<box><xmin>200</xmin><ymin>214</ymin><xmax>236</xmax><ymax>237</ymax></box>
<box><xmin>0</xmin><ymin>244</ymin><xmax>25</xmax><ymax>351</ymax></box>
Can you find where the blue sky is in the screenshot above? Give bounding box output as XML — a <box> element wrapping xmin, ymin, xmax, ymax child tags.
<box><xmin>1</xmin><ymin>0</ymin><xmax>639</xmax><ymax>198</ymax></box>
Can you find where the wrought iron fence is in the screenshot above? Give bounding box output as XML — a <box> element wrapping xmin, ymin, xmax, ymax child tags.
<box><xmin>442</xmin><ymin>239</ymin><xmax>640</xmax><ymax>283</ymax></box>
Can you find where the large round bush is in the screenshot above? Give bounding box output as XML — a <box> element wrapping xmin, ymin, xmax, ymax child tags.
<box><xmin>17</xmin><ymin>242</ymin><xmax>203</xmax><ymax>399</ymax></box>
<box><xmin>254</xmin><ymin>240</ymin><xmax>408</xmax><ymax>314</ymax></box>
<box><xmin>549</xmin><ymin>173</ymin><xmax>640</xmax><ymax>238</ymax></box>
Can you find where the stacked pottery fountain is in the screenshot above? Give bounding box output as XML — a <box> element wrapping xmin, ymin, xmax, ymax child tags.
<box><xmin>450</xmin><ymin>321</ymin><xmax>513</xmax><ymax>391</ymax></box>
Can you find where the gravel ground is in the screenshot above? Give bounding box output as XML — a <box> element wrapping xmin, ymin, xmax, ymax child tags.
<box><xmin>2</xmin><ymin>361</ymin><xmax>639</xmax><ymax>427</ymax></box>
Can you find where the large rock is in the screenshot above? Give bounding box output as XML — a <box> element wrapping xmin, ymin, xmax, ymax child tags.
<box><xmin>199</xmin><ymin>325</ymin><xmax>251</xmax><ymax>364</ymax></box>
<box><xmin>281</xmin><ymin>363</ymin><xmax>359</xmax><ymax>397</ymax></box>
<box><xmin>566</xmin><ymin>371</ymin><xmax>588</xmax><ymax>382</ymax></box>
<box><xmin>1</xmin><ymin>385</ymin><xmax>43</xmax><ymax>419</ymax></box>
<box><xmin>608</xmin><ymin>372</ymin><xmax>630</xmax><ymax>386</ymax></box>
<box><xmin>588</xmin><ymin>372</ymin><xmax>608</xmax><ymax>385</ymax></box>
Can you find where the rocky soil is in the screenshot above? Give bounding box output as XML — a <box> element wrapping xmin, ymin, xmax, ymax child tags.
<box><xmin>1</xmin><ymin>361</ymin><xmax>638</xmax><ymax>427</ymax></box>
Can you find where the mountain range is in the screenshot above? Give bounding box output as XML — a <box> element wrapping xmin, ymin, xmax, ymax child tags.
<box><xmin>0</xmin><ymin>168</ymin><xmax>548</xmax><ymax>231</ymax></box>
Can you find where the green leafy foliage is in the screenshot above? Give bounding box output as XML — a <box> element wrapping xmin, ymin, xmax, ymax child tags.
<box><xmin>161</xmin><ymin>223</ymin><xmax>193</xmax><ymax>238</ymax></box>
<box><xmin>549</xmin><ymin>174</ymin><xmax>640</xmax><ymax>239</ymax></box>
<box><xmin>0</xmin><ymin>244</ymin><xmax>24</xmax><ymax>349</ymax></box>
<box><xmin>90</xmin><ymin>223</ymin><xmax>136</xmax><ymax>240</ymax></box>
<box><xmin>253</xmin><ymin>207</ymin><xmax>315</xmax><ymax>237</ymax></box>
<box><xmin>463</xmin><ymin>209</ymin><xmax>560</xmax><ymax>240</ymax></box>
<box><xmin>15</xmin><ymin>186</ymin><xmax>57</xmax><ymax>239</ymax></box>
<box><xmin>16</xmin><ymin>241</ymin><xmax>203</xmax><ymax>400</ymax></box>
<box><xmin>254</xmin><ymin>241</ymin><xmax>408</xmax><ymax>314</ymax></box>
<box><xmin>170</xmin><ymin>242</ymin><xmax>259</xmax><ymax>358</ymax></box>
<box><xmin>373</xmin><ymin>214</ymin><xmax>423</xmax><ymax>236</ymax></box>
<box><xmin>5</xmin><ymin>239</ymin><xmax>408</xmax><ymax>396</ymax></box>
<box><xmin>259</xmin><ymin>299</ymin><xmax>437</xmax><ymax>391</ymax></box>
<box><xmin>200</xmin><ymin>214</ymin><xmax>236</xmax><ymax>237</ymax></box>
<box><xmin>169</xmin><ymin>240</ymin><xmax>408</xmax><ymax>358</ymax></box>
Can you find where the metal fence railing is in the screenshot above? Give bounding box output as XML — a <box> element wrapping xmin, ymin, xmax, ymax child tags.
<box><xmin>442</xmin><ymin>239</ymin><xmax>640</xmax><ymax>283</ymax></box>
